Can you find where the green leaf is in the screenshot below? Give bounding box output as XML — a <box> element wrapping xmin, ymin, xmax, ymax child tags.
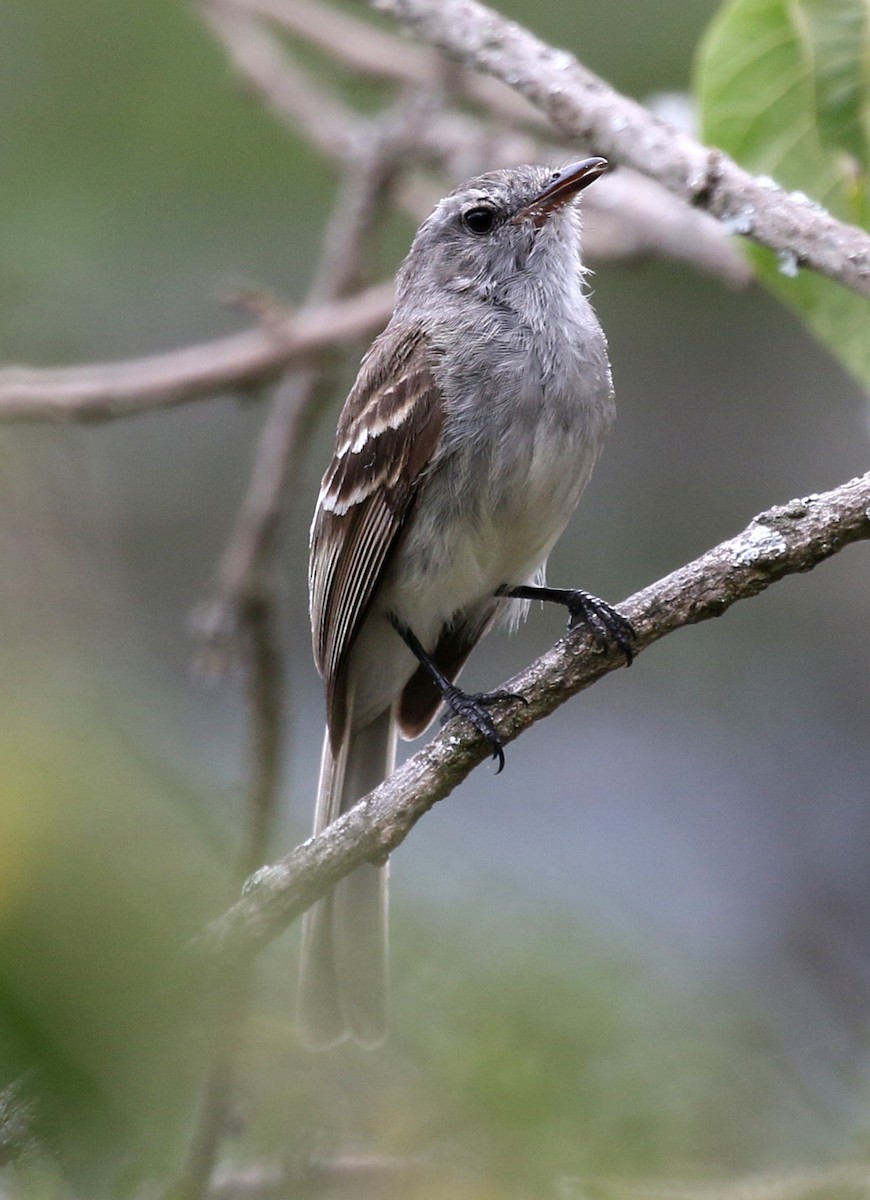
<box><xmin>696</xmin><ymin>0</ymin><xmax>870</xmax><ymax>392</ymax></box>
<box><xmin>805</xmin><ymin>0</ymin><xmax>870</xmax><ymax>167</ymax></box>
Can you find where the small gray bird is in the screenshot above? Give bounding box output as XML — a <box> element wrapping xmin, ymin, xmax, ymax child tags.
<box><xmin>298</xmin><ymin>158</ymin><xmax>633</xmax><ymax>1048</ymax></box>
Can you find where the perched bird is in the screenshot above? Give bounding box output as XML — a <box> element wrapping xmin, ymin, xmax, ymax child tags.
<box><xmin>298</xmin><ymin>158</ymin><xmax>633</xmax><ymax>1048</ymax></box>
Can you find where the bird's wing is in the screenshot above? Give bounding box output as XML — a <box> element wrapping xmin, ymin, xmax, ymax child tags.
<box><xmin>309</xmin><ymin>325</ymin><xmax>444</xmax><ymax>744</ymax></box>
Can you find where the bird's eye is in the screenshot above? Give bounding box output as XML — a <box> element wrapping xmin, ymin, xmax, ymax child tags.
<box><xmin>462</xmin><ymin>205</ymin><xmax>497</xmax><ymax>234</ymax></box>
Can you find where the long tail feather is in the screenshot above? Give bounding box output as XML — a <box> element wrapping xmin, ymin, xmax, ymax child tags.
<box><xmin>297</xmin><ymin>707</ymin><xmax>396</xmax><ymax>1048</ymax></box>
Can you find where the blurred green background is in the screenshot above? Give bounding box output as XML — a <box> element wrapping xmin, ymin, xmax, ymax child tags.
<box><xmin>1</xmin><ymin>0</ymin><xmax>869</xmax><ymax>1194</ymax></box>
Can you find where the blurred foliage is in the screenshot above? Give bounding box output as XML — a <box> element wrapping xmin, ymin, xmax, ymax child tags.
<box><xmin>696</xmin><ymin>0</ymin><xmax>870</xmax><ymax>393</ymax></box>
<box><xmin>0</xmin><ymin>709</ymin><xmax>234</xmax><ymax>1188</ymax></box>
<box><xmin>227</xmin><ymin>909</ymin><xmax>845</xmax><ymax>1198</ymax></box>
<box><xmin>0</xmin><ymin>0</ymin><xmax>331</xmax><ymax>363</ymax></box>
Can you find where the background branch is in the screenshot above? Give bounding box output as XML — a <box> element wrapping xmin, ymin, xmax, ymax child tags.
<box><xmin>0</xmin><ymin>284</ymin><xmax>393</xmax><ymax>422</ymax></box>
<box><xmin>202</xmin><ymin>0</ymin><xmax>354</xmax><ymax>156</ymax></box>
<box><xmin>193</xmin><ymin>89</ymin><xmax>448</xmax><ymax>657</ymax></box>
<box><xmin>205</xmin><ymin>0</ymin><xmax>748</xmax><ymax>284</ymax></box>
<box><xmin>12</xmin><ymin>0</ymin><xmax>870</xmax><ymax>426</ymax></box>
<box><xmin>0</xmin><ymin>0</ymin><xmax>761</xmax><ymax>428</ymax></box>
<box><xmin>376</xmin><ymin>0</ymin><xmax>870</xmax><ymax>297</ymax></box>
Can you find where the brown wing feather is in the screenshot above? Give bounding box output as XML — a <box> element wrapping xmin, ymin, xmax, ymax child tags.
<box><xmin>309</xmin><ymin>326</ymin><xmax>444</xmax><ymax>745</ymax></box>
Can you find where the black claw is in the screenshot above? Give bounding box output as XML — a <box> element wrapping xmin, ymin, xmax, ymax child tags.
<box><xmin>565</xmin><ymin>590</ymin><xmax>636</xmax><ymax>665</ymax></box>
<box><xmin>441</xmin><ymin>685</ymin><xmax>525</xmax><ymax>772</ymax></box>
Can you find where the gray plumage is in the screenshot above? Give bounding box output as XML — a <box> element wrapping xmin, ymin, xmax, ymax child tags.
<box><xmin>298</xmin><ymin>160</ymin><xmax>614</xmax><ymax>1048</ymax></box>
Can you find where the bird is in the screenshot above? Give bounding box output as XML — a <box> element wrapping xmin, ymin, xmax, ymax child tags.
<box><xmin>297</xmin><ymin>157</ymin><xmax>634</xmax><ymax>1048</ymax></box>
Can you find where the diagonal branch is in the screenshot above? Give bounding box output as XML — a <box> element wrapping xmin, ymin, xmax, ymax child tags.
<box><xmin>202</xmin><ymin>0</ymin><xmax>354</xmax><ymax>156</ymax></box>
<box><xmin>191</xmin><ymin>471</ymin><xmax>870</xmax><ymax>969</ymax></box>
<box><xmin>374</xmin><ymin>0</ymin><xmax>870</xmax><ymax>298</ymax></box>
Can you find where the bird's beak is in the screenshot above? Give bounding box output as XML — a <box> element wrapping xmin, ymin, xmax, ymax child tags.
<box><xmin>512</xmin><ymin>157</ymin><xmax>609</xmax><ymax>227</ymax></box>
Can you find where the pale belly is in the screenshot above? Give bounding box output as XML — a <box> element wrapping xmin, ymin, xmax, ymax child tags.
<box><xmin>346</xmin><ymin>423</ymin><xmax>594</xmax><ymax>729</ymax></box>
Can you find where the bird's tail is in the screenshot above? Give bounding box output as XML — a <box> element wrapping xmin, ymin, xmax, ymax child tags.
<box><xmin>297</xmin><ymin>706</ymin><xmax>396</xmax><ymax>1048</ymax></box>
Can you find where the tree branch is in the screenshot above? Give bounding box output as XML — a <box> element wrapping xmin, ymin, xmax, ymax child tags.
<box><xmin>0</xmin><ymin>0</ymin><xmax>760</xmax><ymax>429</ymax></box>
<box><xmin>209</xmin><ymin>0</ymin><xmax>749</xmax><ymax>286</ymax></box>
<box><xmin>374</xmin><ymin>0</ymin><xmax>870</xmax><ymax>297</ymax></box>
<box><xmin>219</xmin><ymin>0</ymin><xmax>549</xmax><ymax>129</ymax></box>
<box><xmin>202</xmin><ymin>0</ymin><xmax>355</xmax><ymax>157</ymax></box>
<box><xmin>191</xmin><ymin>471</ymin><xmax>870</xmax><ymax>969</ymax></box>
<box><xmin>0</xmin><ymin>283</ymin><xmax>394</xmax><ymax>422</ymax></box>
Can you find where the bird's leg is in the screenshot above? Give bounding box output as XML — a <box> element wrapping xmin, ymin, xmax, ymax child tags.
<box><xmin>387</xmin><ymin>614</ymin><xmax>524</xmax><ymax>773</ymax></box>
<box><xmin>498</xmin><ymin>585</ymin><xmax>636</xmax><ymax>665</ymax></box>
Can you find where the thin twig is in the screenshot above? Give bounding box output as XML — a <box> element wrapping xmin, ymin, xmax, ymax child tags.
<box><xmin>192</xmin><ymin>366</ymin><xmax>322</xmax><ymax>664</ymax></box>
<box><xmin>0</xmin><ymin>283</ymin><xmax>394</xmax><ymax>422</ymax></box>
<box><xmin>590</xmin><ymin>1163</ymin><xmax>870</xmax><ymax>1200</ymax></box>
<box><xmin>207</xmin><ymin>1153</ymin><xmax>529</xmax><ymax>1200</ymax></box>
<box><xmin>205</xmin><ymin>1160</ymin><xmax>870</xmax><ymax>1200</ymax></box>
<box><xmin>191</xmin><ymin>472</ymin><xmax>870</xmax><ymax>969</ymax></box>
<box><xmin>194</xmin><ymin>100</ymin><xmax>432</xmax><ymax>657</ymax></box>
<box><xmin>376</xmin><ymin>0</ymin><xmax>870</xmax><ymax>297</ymax></box>
<box><xmin>202</xmin><ymin>0</ymin><xmax>353</xmax><ymax>156</ymax></box>
<box><xmin>211</xmin><ymin>0</ymin><xmax>548</xmax><ymax>128</ymax></box>
<box><xmin>238</xmin><ymin>593</ymin><xmax>286</xmax><ymax>874</ymax></box>
<box><xmin>168</xmin><ymin>599</ymin><xmax>286</xmax><ymax>1198</ymax></box>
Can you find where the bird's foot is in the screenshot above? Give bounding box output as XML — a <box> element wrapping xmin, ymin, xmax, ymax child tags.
<box><xmin>563</xmin><ymin>589</ymin><xmax>636</xmax><ymax>664</ymax></box>
<box><xmin>440</xmin><ymin>685</ymin><xmax>526</xmax><ymax>774</ymax></box>
<box><xmin>499</xmin><ymin>584</ymin><xmax>636</xmax><ymax>665</ymax></box>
